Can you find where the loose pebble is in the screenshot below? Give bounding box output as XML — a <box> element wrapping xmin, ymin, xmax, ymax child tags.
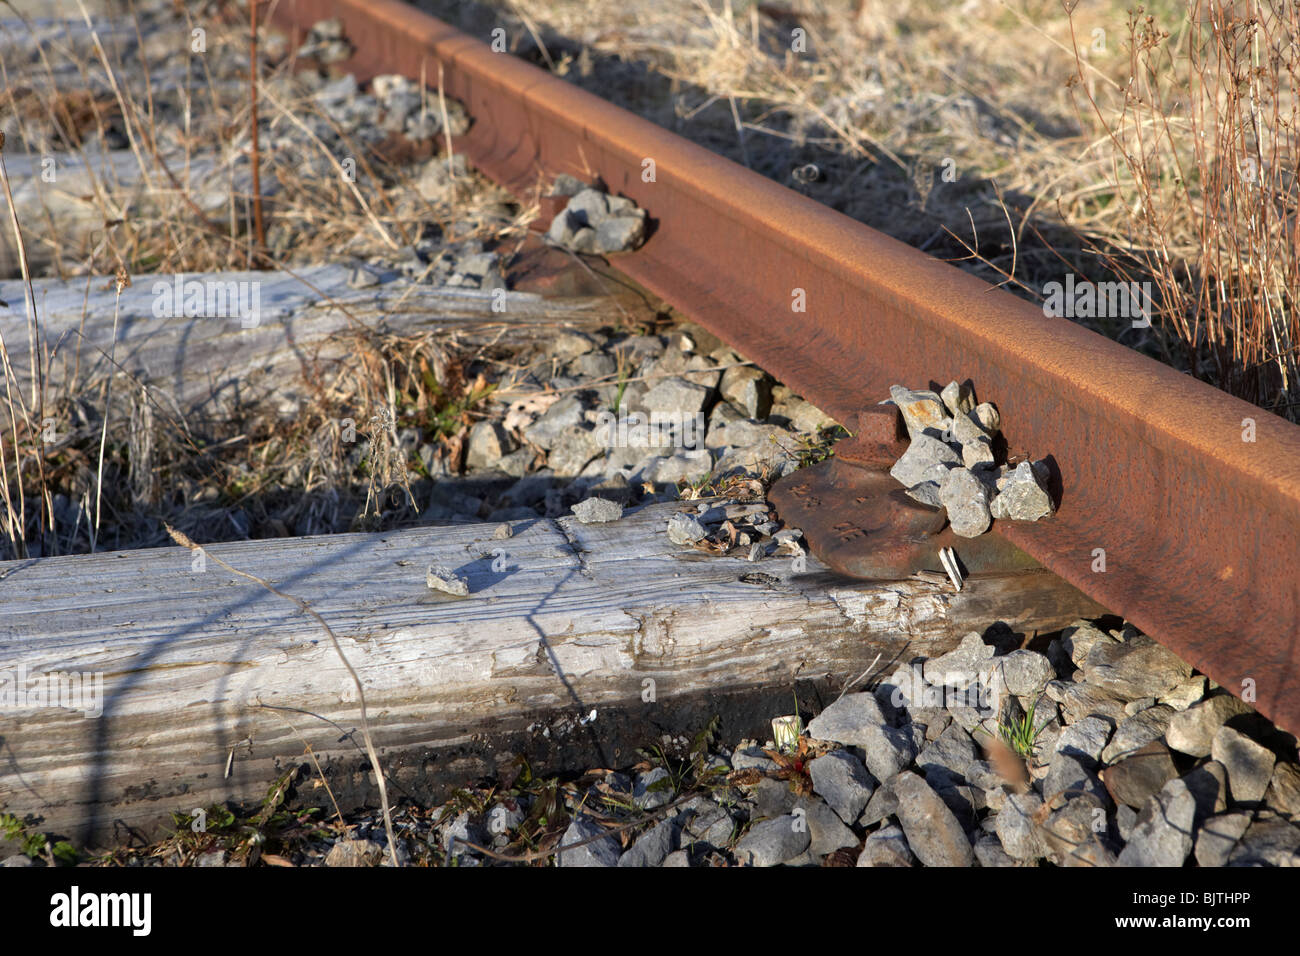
<box><xmin>572</xmin><ymin>497</ymin><xmax>623</xmax><ymax>524</ymax></box>
<box><xmin>546</xmin><ymin>183</ymin><xmax>647</xmax><ymax>254</ymax></box>
<box><xmin>666</xmin><ymin>512</ymin><xmax>709</xmax><ymax>545</ymax></box>
<box><xmin>426</xmin><ymin>564</ymin><xmax>470</xmax><ymax>596</ymax></box>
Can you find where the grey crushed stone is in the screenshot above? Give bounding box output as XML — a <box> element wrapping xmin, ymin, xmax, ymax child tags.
<box><xmin>719</xmin><ymin>365</ymin><xmax>772</xmax><ymax>419</ymax></box>
<box><xmin>547</xmin><ymin>186</ymin><xmax>646</xmax><ymax>254</ymax></box>
<box><xmin>733</xmin><ymin>816</ymin><xmax>810</xmax><ymax>867</ymax></box>
<box><xmin>939</xmin><ymin>467</ymin><xmax>992</xmax><ymax>538</ymax></box>
<box><xmin>806</xmin><ymin>693</ymin><xmax>917</xmax><ymax>782</ymax></box>
<box><xmin>557</xmin><ymin>816</ymin><xmax>622</xmax><ymax>867</ymax></box>
<box><xmin>1083</xmin><ymin>635</ymin><xmax>1194</xmax><ymax>700</ymax></box>
<box><xmin>808</xmin><ymin>750</ymin><xmax>876</xmax><ymax>824</ymax></box>
<box><xmin>1100</xmin><ymin>705</ymin><xmax>1175</xmax><ymax>763</ymax></box>
<box><xmin>1266</xmin><ymin>762</ymin><xmax>1300</xmax><ymax>819</ymax></box>
<box><xmin>523</xmin><ymin>396</ymin><xmax>585</xmax><ymax>449</ymax></box>
<box><xmin>988</xmin><ymin>649</ymin><xmax>1055</xmax><ymax>698</ymax></box>
<box><xmin>632</xmin><ymin>767</ymin><xmax>674</xmax><ymax>810</ymax></box>
<box><xmin>1117</xmin><ymin>778</ymin><xmax>1195</xmax><ymax>867</ymax></box>
<box><xmin>1182</xmin><ymin>760</ymin><xmax>1230</xmax><ymax>821</ymax></box>
<box><xmin>794</xmin><ymin>796</ymin><xmax>859</xmax><ymax>858</ymax></box>
<box><xmin>940</xmin><ymin>380</ymin><xmax>976</xmax><ymax>416</ymax></box>
<box><xmin>1166</xmin><ymin>693</ymin><xmax>1254</xmax><ymax>757</ymax></box>
<box><xmin>988</xmin><ymin>461</ymin><xmax>1054</xmax><ymax>521</ymax></box>
<box><xmin>1041</xmin><ymin>749</ymin><xmax>1108</xmax><ymax>805</ymax></box>
<box><xmin>572</xmin><ymin>497</ymin><xmax>623</xmax><ymax>523</ymax></box>
<box><xmin>1100</xmin><ymin>739</ymin><xmax>1178</xmax><ymax>809</ymax></box>
<box><xmin>1053</xmin><ymin>715</ymin><xmax>1113</xmax><ymax>763</ymax></box>
<box><xmin>922</xmin><ymin>631</ymin><xmax>997</xmax><ymax>690</ymax></box>
<box><xmin>889</xmin><ymin>433</ymin><xmax>960</xmax><ymax>489</ymax></box>
<box><xmin>1195</xmin><ymin>812</ymin><xmax>1253</xmax><ymax>867</ymax></box>
<box><xmin>856</xmin><ymin>823</ymin><xmax>916</xmax><ymax>867</ymax></box>
<box><xmin>973</xmin><ymin>831</ymin><xmax>1020</xmax><ymax>867</ymax></box>
<box><xmin>995</xmin><ymin>792</ymin><xmax>1046</xmax><ymax>861</ymax></box>
<box><xmin>1039</xmin><ymin>795</ymin><xmax>1117</xmax><ymax>866</ymax></box>
<box><xmin>666</xmin><ymin>512</ymin><xmax>709</xmax><ymax>545</ymax></box>
<box><xmin>426</xmin><ymin>564</ymin><xmax>469</xmax><ymax>596</ymax></box>
<box><xmin>617</xmin><ymin>817</ymin><xmax>681</xmax><ymax>868</ymax></box>
<box><xmin>1211</xmin><ymin>725</ymin><xmax>1276</xmax><ymax>805</ymax></box>
<box><xmin>888</xmin><ymin>385</ymin><xmax>950</xmax><ymax>438</ymax></box>
<box><xmin>1226</xmin><ymin>816</ymin><xmax>1300</xmax><ymax>866</ymax></box>
<box><xmin>891</xmin><ymin>771</ymin><xmax>974</xmax><ymax>867</ymax></box>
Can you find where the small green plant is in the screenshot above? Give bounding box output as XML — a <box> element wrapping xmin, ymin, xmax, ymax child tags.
<box><xmin>612</xmin><ymin>351</ymin><xmax>632</xmax><ymax>413</ymax></box>
<box><xmin>1</xmin><ymin>811</ymin><xmax>77</xmax><ymax>865</ymax></box>
<box><xmin>781</xmin><ymin>424</ymin><xmax>851</xmax><ymax>470</ymax></box>
<box><xmin>152</xmin><ymin>770</ymin><xmax>326</xmax><ymax>865</ymax></box>
<box><xmin>991</xmin><ymin>700</ymin><xmax>1049</xmax><ymax>760</ymax></box>
<box><xmin>641</xmin><ymin>715</ymin><xmax>728</xmax><ymax>797</ymax></box>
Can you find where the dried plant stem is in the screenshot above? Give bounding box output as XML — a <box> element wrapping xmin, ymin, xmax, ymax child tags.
<box><xmin>437</xmin><ymin>64</ymin><xmax>456</xmax><ymax>181</ymax></box>
<box><xmin>459</xmin><ymin>793</ymin><xmax>698</xmax><ymax>864</ymax></box>
<box><xmin>258</xmin><ymin>83</ymin><xmax>400</xmax><ymax>250</ymax></box>
<box><xmin>92</xmin><ymin>282</ymin><xmax>125</xmax><ymax>551</ymax></box>
<box><xmin>74</xmin><ymin>0</ymin><xmax>156</xmax><ymax>193</ymax></box>
<box><xmin>249</xmin><ymin>0</ymin><xmax>267</xmax><ymax>261</ymax></box>
<box><xmin>263</xmin><ymin>709</ymin><xmax>347</xmax><ymax>827</ymax></box>
<box><xmin>0</xmin><ymin>133</ymin><xmax>50</xmax><ymax>557</ymax></box>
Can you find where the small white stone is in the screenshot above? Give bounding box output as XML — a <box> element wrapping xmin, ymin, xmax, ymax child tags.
<box><xmin>973</xmin><ymin>402</ymin><xmax>1001</xmax><ymax>434</ymax></box>
<box><xmin>939</xmin><ymin>467</ymin><xmax>992</xmax><ymax>538</ymax></box>
<box><xmin>990</xmin><ymin>461</ymin><xmax>1054</xmax><ymax>521</ymax></box>
<box><xmin>667</xmin><ymin>512</ymin><xmax>708</xmax><ymax>545</ymax></box>
<box><xmin>940</xmin><ymin>380</ymin><xmax>976</xmax><ymax>416</ymax></box>
<box><xmin>426</xmin><ymin>564</ymin><xmax>470</xmax><ymax>596</ymax></box>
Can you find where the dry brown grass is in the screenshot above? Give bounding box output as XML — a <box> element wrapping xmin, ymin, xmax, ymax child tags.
<box><xmin>0</xmin><ymin>1</ymin><xmax>534</xmax><ymax>558</ymax></box>
<box><xmin>1063</xmin><ymin>1</ymin><xmax>1299</xmax><ymax>417</ymax></box>
<box><xmin>0</xmin><ymin>313</ymin><xmax>525</xmax><ymax>558</ymax></box>
<box><xmin>0</xmin><ymin>3</ymin><xmax>527</xmax><ymax>277</ymax></box>
<box><xmin>424</xmin><ymin>0</ymin><xmax>1298</xmax><ymax>418</ymax></box>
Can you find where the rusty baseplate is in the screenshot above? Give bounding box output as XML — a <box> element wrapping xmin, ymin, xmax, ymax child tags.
<box><xmin>769</xmin><ymin>406</ymin><xmax>1039</xmax><ymax>581</ymax></box>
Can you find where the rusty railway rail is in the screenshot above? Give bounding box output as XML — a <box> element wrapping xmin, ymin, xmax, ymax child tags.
<box><xmin>272</xmin><ymin>0</ymin><xmax>1300</xmax><ymax>733</ymax></box>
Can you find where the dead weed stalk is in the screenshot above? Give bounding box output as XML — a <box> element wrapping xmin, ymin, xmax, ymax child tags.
<box><xmin>1065</xmin><ymin>0</ymin><xmax>1299</xmax><ymax>418</ymax></box>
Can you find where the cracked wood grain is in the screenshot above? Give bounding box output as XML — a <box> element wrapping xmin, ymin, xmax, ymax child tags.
<box><xmin>0</xmin><ymin>500</ymin><xmax>1104</xmax><ymax>844</ymax></box>
<box><xmin>0</xmin><ymin>264</ymin><xmax>614</xmax><ymax>422</ymax></box>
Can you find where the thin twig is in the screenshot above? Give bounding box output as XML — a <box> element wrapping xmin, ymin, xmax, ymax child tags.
<box><xmin>248</xmin><ymin>0</ymin><xmax>267</xmax><ymax>260</ymax></box>
<box><xmin>0</xmin><ymin>132</ymin><xmax>54</xmax><ymax>556</ymax></box>
<box><xmin>92</xmin><ymin>273</ymin><xmax>129</xmax><ymax>551</ymax></box>
<box><xmin>436</xmin><ymin>63</ymin><xmax>456</xmax><ymax>181</ymax></box>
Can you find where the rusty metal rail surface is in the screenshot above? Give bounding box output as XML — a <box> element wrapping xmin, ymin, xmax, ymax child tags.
<box><xmin>272</xmin><ymin>0</ymin><xmax>1300</xmax><ymax>732</ymax></box>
